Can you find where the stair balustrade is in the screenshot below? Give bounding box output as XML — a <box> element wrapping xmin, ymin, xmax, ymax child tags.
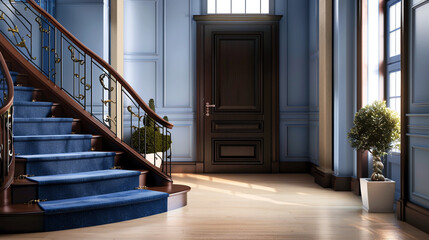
<box><xmin>0</xmin><ymin>0</ymin><xmax>173</xmax><ymax>177</ymax></box>
<box><xmin>0</xmin><ymin>50</ymin><xmax>13</xmax><ymax>188</ymax></box>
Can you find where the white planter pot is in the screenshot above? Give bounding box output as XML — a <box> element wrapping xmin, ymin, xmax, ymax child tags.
<box><xmin>145</xmin><ymin>152</ymin><xmax>163</xmax><ymax>168</ymax></box>
<box><xmin>360</xmin><ymin>178</ymin><xmax>395</xmax><ymax>212</ymax></box>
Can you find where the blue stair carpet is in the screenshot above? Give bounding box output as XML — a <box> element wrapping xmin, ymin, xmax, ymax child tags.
<box><xmin>0</xmin><ymin>71</ymin><xmax>19</xmax><ymax>84</ymax></box>
<box><xmin>14</xmin><ymin>134</ymin><xmax>93</xmax><ymax>155</ymax></box>
<box><xmin>39</xmin><ymin>190</ymin><xmax>168</xmax><ymax>231</ymax></box>
<box><xmin>14</xmin><ymin>101</ymin><xmax>53</xmax><ymax>118</ymax></box>
<box><xmin>10</xmin><ymin>80</ymin><xmax>169</xmax><ymax>231</ymax></box>
<box><xmin>14</xmin><ymin>118</ymin><xmax>73</xmax><ymax>136</ymax></box>
<box><xmin>27</xmin><ymin>169</ymin><xmax>141</xmax><ymax>201</ymax></box>
<box><xmin>17</xmin><ymin>151</ymin><xmax>116</xmax><ymax>176</ymax></box>
<box><xmin>0</xmin><ymin>86</ymin><xmax>34</xmax><ymax>101</ymax></box>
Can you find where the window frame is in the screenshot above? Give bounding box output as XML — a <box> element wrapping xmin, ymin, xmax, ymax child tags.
<box><xmin>386</xmin><ymin>0</ymin><xmax>402</xmax><ymax>64</ymax></box>
<box><xmin>385</xmin><ymin>0</ymin><xmax>401</xmax><ymax>152</ymax></box>
<box><xmin>202</xmin><ymin>0</ymin><xmax>275</xmax><ymax>15</ymax></box>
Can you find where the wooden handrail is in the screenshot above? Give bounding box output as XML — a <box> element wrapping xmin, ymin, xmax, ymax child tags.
<box><xmin>0</xmin><ymin>51</ymin><xmax>13</xmax><ymax>115</ymax></box>
<box><xmin>25</xmin><ymin>0</ymin><xmax>173</xmax><ymax>129</ymax></box>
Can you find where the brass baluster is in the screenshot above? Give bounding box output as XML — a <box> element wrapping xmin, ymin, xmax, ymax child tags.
<box><xmin>75</xmin><ymin>74</ymin><xmax>91</xmax><ymax>90</ymax></box>
<box><xmin>75</xmin><ymin>94</ymin><xmax>85</xmax><ymax>100</ymax></box>
<box><xmin>101</xmin><ymin>99</ymin><xmax>116</xmax><ymax>106</ymax></box>
<box><xmin>7</xmin><ymin>25</ymin><xmax>18</xmax><ymax>36</ymax></box>
<box><xmin>68</xmin><ymin>45</ymin><xmax>85</xmax><ymax>65</ymax></box>
<box><xmin>15</xmin><ymin>37</ymin><xmax>36</xmax><ymax>60</ymax></box>
<box><xmin>51</xmin><ymin>49</ymin><xmax>61</xmax><ymax>63</ymax></box>
<box><xmin>104</xmin><ymin>115</ymin><xmax>117</xmax><ymax>126</ymax></box>
<box><xmin>35</xmin><ymin>17</ymin><xmax>50</xmax><ymax>33</ymax></box>
<box><xmin>99</xmin><ymin>73</ymin><xmax>114</xmax><ymax>91</ymax></box>
<box><xmin>127</xmin><ymin>106</ymin><xmax>144</xmax><ymax>121</ymax></box>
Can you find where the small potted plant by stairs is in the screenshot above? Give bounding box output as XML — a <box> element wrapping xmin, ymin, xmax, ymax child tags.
<box><xmin>132</xmin><ymin>99</ymin><xmax>171</xmax><ymax>168</ymax></box>
<box><xmin>347</xmin><ymin>101</ymin><xmax>400</xmax><ymax>212</ymax></box>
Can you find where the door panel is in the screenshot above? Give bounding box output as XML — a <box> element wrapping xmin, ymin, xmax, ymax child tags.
<box><xmin>196</xmin><ymin>16</ymin><xmax>280</xmax><ymax>173</ymax></box>
<box><xmin>215</xmin><ymin>36</ymin><xmax>261</xmax><ymax>112</ymax></box>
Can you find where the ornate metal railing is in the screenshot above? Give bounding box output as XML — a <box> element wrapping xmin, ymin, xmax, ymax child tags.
<box><xmin>0</xmin><ymin>50</ymin><xmax>13</xmax><ymax>188</ymax></box>
<box><xmin>0</xmin><ymin>0</ymin><xmax>172</xmax><ymax>176</ymax></box>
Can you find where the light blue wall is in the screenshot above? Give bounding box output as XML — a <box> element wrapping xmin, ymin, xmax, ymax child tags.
<box><xmin>55</xmin><ymin>0</ymin><xmax>110</xmax><ymax>123</ymax></box>
<box><xmin>279</xmin><ymin>0</ymin><xmax>308</xmax><ymax>163</ymax></box>
<box><xmin>55</xmin><ymin>0</ymin><xmax>109</xmax><ymax>62</ymax></box>
<box><xmin>278</xmin><ymin>0</ymin><xmax>319</xmax><ymax>164</ymax></box>
<box><xmin>333</xmin><ymin>0</ymin><xmax>356</xmax><ymax>177</ymax></box>
<box><xmin>124</xmin><ymin>0</ymin><xmax>199</xmax><ymax>162</ymax></box>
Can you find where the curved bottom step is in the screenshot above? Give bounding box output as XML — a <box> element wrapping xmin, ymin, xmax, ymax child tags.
<box><xmin>0</xmin><ymin>184</ymin><xmax>190</xmax><ymax>233</ymax></box>
<box><xmin>40</xmin><ymin>189</ymin><xmax>168</xmax><ymax>231</ymax></box>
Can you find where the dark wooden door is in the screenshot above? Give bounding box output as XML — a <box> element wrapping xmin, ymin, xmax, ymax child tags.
<box><xmin>195</xmin><ymin>15</ymin><xmax>280</xmax><ymax>173</ymax></box>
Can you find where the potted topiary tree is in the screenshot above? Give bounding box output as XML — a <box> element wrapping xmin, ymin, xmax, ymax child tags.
<box><xmin>347</xmin><ymin>101</ymin><xmax>400</xmax><ymax>212</ymax></box>
<box><xmin>132</xmin><ymin>99</ymin><xmax>171</xmax><ymax>168</ymax></box>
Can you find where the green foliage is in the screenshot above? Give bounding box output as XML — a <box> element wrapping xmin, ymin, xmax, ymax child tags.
<box><xmin>347</xmin><ymin>101</ymin><xmax>400</xmax><ymax>181</ymax></box>
<box><xmin>132</xmin><ymin>98</ymin><xmax>172</xmax><ymax>153</ymax></box>
<box><xmin>148</xmin><ymin>98</ymin><xmax>155</xmax><ymax>111</ymax></box>
<box><xmin>132</xmin><ymin>126</ymin><xmax>171</xmax><ymax>153</ymax></box>
<box><xmin>348</xmin><ymin>101</ymin><xmax>400</xmax><ymax>156</ymax></box>
<box><xmin>144</xmin><ymin>98</ymin><xmax>156</xmax><ymax>128</ymax></box>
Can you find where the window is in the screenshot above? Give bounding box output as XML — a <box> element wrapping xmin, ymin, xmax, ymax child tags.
<box><xmin>386</xmin><ymin>0</ymin><xmax>401</xmax><ymax>151</ymax></box>
<box><xmin>386</xmin><ymin>0</ymin><xmax>401</xmax><ymax>116</ymax></box>
<box><xmin>207</xmin><ymin>0</ymin><xmax>269</xmax><ymax>14</ymax></box>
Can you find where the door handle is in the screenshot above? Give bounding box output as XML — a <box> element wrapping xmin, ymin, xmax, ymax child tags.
<box><xmin>205</xmin><ymin>102</ymin><xmax>215</xmax><ymax>116</ymax></box>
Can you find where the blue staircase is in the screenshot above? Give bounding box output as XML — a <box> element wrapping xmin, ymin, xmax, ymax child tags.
<box><xmin>11</xmin><ymin>71</ymin><xmax>169</xmax><ymax>231</ymax></box>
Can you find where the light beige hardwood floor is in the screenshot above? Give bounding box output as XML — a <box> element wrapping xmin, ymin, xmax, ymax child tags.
<box><xmin>1</xmin><ymin>173</ymin><xmax>428</xmax><ymax>240</ymax></box>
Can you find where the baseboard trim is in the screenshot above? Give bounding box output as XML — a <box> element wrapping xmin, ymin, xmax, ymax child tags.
<box><xmin>279</xmin><ymin>161</ymin><xmax>310</xmax><ymax>173</ymax></box>
<box><xmin>314</xmin><ymin>167</ymin><xmax>332</xmax><ymax>188</ymax></box>
<box><xmin>351</xmin><ymin>177</ymin><xmax>360</xmax><ymax>195</ymax></box>
<box><xmin>404</xmin><ymin>202</ymin><xmax>429</xmax><ymax>234</ymax></box>
<box><xmin>170</xmin><ymin>162</ymin><xmax>196</xmax><ymax>173</ymax></box>
<box><xmin>331</xmin><ymin>175</ymin><xmax>351</xmax><ymax>191</ymax></box>
<box><xmin>309</xmin><ymin>163</ymin><xmax>317</xmax><ymax>177</ymax></box>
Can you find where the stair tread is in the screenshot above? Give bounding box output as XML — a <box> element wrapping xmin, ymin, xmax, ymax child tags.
<box><xmin>148</xmin><ymin>184</ymin><xmax>191</xmax><ymax>196</ymax></box>
<box><xmin>0</xmin><ymin>86</ymin><xmax>34</xmax><ymax>91</ymax></box>
<box><xmin>27</xmin><ymin>169</ymin><xmax>141</xmax><ymax>185</ymax></box>
<box><xmin>13</xmin><ymin>134</ymin><xmax>93</xmax><ymax>141</ymax></box>
<box><xmin>14</xmin><ymin>101</ymin><xmax>53</xmax><ymax>106</ymax></box>
<box><xmin>15</xmin><ymin>151</ymin><xmax>116</xmax><ymax>161</ymax></box>
<box><xmin>14</xmin><ymin>117</ymin><xmax>73</xmax><ymax>122</ymax></box>
<box><xmin>0</xmin><ymin>203</ymin><xmax>42</xmax><ymax>214</ymax></box>
<box><xmin>38</xmin><ymin>189</ymin><xmax>168</xmax><ymax>214</ymax></box>
<box><xmin>11</xmin><ymin>178</ymin><xmax>37</xmax><ymax>186</ymax></box>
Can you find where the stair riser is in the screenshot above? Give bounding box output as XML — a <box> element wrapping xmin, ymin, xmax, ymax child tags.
<box><xmin>0</xmin><ymin>72</ymin><xmax>18</xmax><ymax>84</ymax></box>
<box><xmin>44</xmin><ymin>198</ymin><xmax>167</xmax><ymax>231</ymax></box>
<box><xmin>91</xmin><ymin>137</ymin><xmax>103</xmax><ymax>150</ymax></box>
<box><xmin>14</xmin><ymin>89</ymin><xmax>34</xmax><ymax>101</ymax></box>
<box><xmin>11</xmin><ymin>184</ymin><xmax>37</xmax><ymax>204</ymax></box>
<box><xmin>38</xmin><ymin>175</ymin><xmax>139</xmax><ymax>201</ymax></box>
<box><xmin>50</xmin><ymin>104</ymin><xmax>63</xmax><ymax>118</ymax></box>
<box><xmin>26</xmin><ymin>156</ymin><xmax>115</xmax><ymax>176</ymax></box>
<box><xmin>14</xmin><ymin>105</ymin><xmax>52</xmax><ymax>118</ymax></box>
<box><xmin>72</xmin><ymin>120</ymin><xmax>81</xmax><ymax>133</ymax></box>
<box><xmin>14</xmin><ymin>138</ymin><xmax>91</xmax><ymax>155</ymax></box>
<box><xmin>1</xmin><ymin>89</ymin><xmax>35</xmax><ymax>101</ymax></box>
<box><xmin>14</xmin><ymin>121</ymin><xmax>72</xmax><ymax>136</ymax></box>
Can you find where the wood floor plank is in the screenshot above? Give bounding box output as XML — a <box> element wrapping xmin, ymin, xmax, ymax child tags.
<box><xmin>0</xmin><ymin>174</ymin><xmax>427</xmax><ymax>239</ymax></box>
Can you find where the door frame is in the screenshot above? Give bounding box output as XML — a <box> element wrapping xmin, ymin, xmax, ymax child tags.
<box><xmin>194</xmin><ymin>15</ymin><xmax>281</xmax><ymax>173</ymax></box>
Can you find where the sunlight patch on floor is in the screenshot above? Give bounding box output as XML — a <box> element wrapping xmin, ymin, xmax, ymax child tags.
<box><xmin>174</xmin><ymin>173</ymin><xmax>277</xmax><ymax>192</ymax></box>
